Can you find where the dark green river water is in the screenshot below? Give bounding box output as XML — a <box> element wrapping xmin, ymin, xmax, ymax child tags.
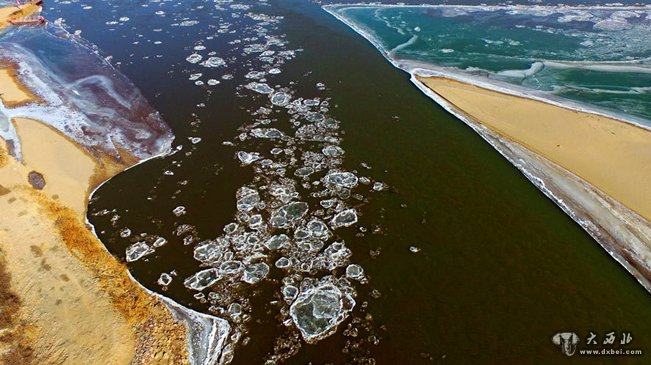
<box><xmin>43</xmin><ymin>0</ymin><xmax>651</xmax><ymax>363</ymax></box>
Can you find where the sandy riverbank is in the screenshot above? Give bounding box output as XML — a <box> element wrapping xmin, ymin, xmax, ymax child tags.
<box><xmin>418</xmin><ymin>76</ymin><xmax>651</xmax><ymax>221</ymax></box>
<box><xmin>0</xmin><ymin>55</ymin><xmax>192</xmax><ymax>363</ymax></box>
<box><xmin>416</xmin><ymin>75</ymin><xmax>651</xmax><ymax>289</ymax></box>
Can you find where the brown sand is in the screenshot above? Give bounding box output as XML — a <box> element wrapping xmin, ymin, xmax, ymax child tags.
<box><xmin>0</xmin><ymin>56</ymin><xmax>190</xmax><ymax>363</ymax></box>
<box><xmin>0</xmin><ymin>139</ymin><xmax>7</xmax><ymax>168</ymax></box>
<box><xmin>418</xmin><ymin>76</ymin><xmax>651</xmax><ymax>222</ymax></box>
<box><xmin>0</xmin><ymin>185</ymin><xmax>137</xmax><ymax>365</ymax></box>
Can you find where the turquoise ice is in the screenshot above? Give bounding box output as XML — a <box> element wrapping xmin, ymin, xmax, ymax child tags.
<box><xmin>327</xmin><ymin>5</ymin><xmax>651</xmax><ymax>122</ymax></box>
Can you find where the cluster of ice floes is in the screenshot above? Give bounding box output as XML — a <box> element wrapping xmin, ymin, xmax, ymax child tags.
<box><xmin>176</xmin><ymin>1</ymin><xmax>383</xmax><ymax>357</ymax></box>
<box><xmin>177</xmin><ymin>1</ymin><xmax>298</xmax><ymax>90</ymax></box>
<box><xmin>77</xmin><ymin>0</ymin><xmax>386</xmax><ymax>362</ymax></box>
<box><xmin>170</xmin><ymin>67</ymin><xmax>389</xmax><ymax>359</ymax></box>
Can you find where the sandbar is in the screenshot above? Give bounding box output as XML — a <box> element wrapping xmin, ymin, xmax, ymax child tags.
<box><xmin>416</xmin><ymin>75</ymin><xmax>651</xmax><ymax>290</ymax></box>
<box><xmin>417</xmin><ymin>76</ymin><xmax>651</xmax><ymax>222</ymax></box>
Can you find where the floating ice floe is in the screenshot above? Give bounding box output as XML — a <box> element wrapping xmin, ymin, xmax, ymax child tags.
<box><xmin>248</xmin><ymin>214</ymin><xmax>264</xmax><ymax>230</ymax></box>
<box><xmin>282</xmin><ymin>285</ymin><xmax>299</xmax><ymax>302</ymax></box>
<box><xmin>220</xmin><ymin>260</ymin><xmax>244</xmax><ymax>276</ymax></box>
<box><xmin>251</xmin><ymin>128</ymin><xmax>284</xmax><ymax>139</ymax></box>
<box><xmin>178</xmin><ymin>20</ymin><xmax>200</xmax><ymax>27</ymax></box>
<box><xmin>158</xmin><ymin>273</ymin><xmax>173</xmax><ymax>286</ymax></box>
<box><xmin>295</xmin><ymin>219</ymin><xmax>330</xmax><ymax>243</ymax></box>
<box><xmin>372</xmin><ymin>182</ymin><xmax>387</xmax><ymax>191</ymax></box>
<box><xmin>201</xmin><ymin>56</ymin><xmax>226</xmax><ymax>68</ymax></box>
<box><xmin>305</xmin><ymin>111</ymin><xmax>324</xmax><ymax>123</ymax></box>
<box><xmin>126</xmin><ymin>241</ymin><xmax>154</xmax><ymax>262</ymax></box>
<box><xmin>237</xmin><ymin>151</ymin><xmax>261</xmax><ymax>165</ymax></box>
<box><xmin>289</xmin><ymin>277</ymin><xmax>356</xmax><ymax>343</ymax></box>
<box><xmin>194</xmin><ymin>239</ymin><xmax>228</xmax><ymax>263</ymax></box>
<box><xmin>242</xmin><ymin>262</ymin><xmax>269</xmax><ymax>284</ymax></box>
<box><xmin>173</xmin><ymin>206</ymin><xmax>187</xmax><ymax>216</ymax></box>
<box><xmin>270</xmin><ymin>91</ymin><xmax>291</xmax><ymax>106</ymax></box>
<box><xmin>245</xmin><ymin>82</ymin><xmax>274</xmax><ymax>94</ymax></box>
<box><xmin>245</xmin><ymin>71</ymin><xmax>266</xmax><ymax>79</ymax></box>
<box><xmin>330</xmin><ymin>209</ymin><xmax>358</xmax><ymax>229</ymax></box>
<box><xmin>294</xmin><ymin>167</ymin><xmax>314</xmax><ymax>178</ymax></box>
<box><xmin>275</xmin><ymin>257</ymin><xmax>291</xmax><ymax>268</ymax></box>
<box><xmin>153</xmin><ymin>237</ymin><xmax>167</xmax><ymax>247</ymax></box>
<box><xmin>236</xmin><ymin>187</ymin><xmax>260</xmax><ymax>212</ymax></box>
<box><xmin>264</xmin><ymin>234</ymin><xmax>289</xmax><ymax>250</ymax></box>
<box><xmin>345</xmin><ymin>264</ymin><xmax>364</xmax><ymax>281</ymax></box>
<box><xmin>186</xmin><ymin>53</ymin><xmax>203</xmax><ymax>64</ymax></box>
<box><xmin>184</xmin><ymin>268</ymin><xmax>222</xmax><ymax>291</ymax></box>
<box><xmin>270</xmin><ymin>201</ymin><xmax>309</xmax><ymax>228</ymax></box>
<box><xmin>323</xmin><ymin>170</ymin><xmax>358</xmax><ymax>189</ymax></box>
<box><xmin>322</xmin><ymin>145</ymin><xmax>344</xmax><ymax>157</ymax></box>
<box><xmin>224</xmin><ymin>222</ymin><xmax>239</xmax><ymax>234</ymax></box>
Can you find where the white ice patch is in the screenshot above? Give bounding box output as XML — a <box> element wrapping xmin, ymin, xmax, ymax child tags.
<box><xmin>126</xmin><ymin>241</ymin><xmax>154</xmax><ymax>262</ymax></box>
<box><xmin>289</xmin><ymin>277</ymin><xmax>356</xmax><ymax>344</ymax></box>
<box><xmin>245</xmin><ymin>82</ymin><xmax>274</xmax><ymax>94</ymax></box>
<box><xmin>201</xmin><ymin>56</ymin><xmax>226</xmax><ymax>68</ymax></box>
